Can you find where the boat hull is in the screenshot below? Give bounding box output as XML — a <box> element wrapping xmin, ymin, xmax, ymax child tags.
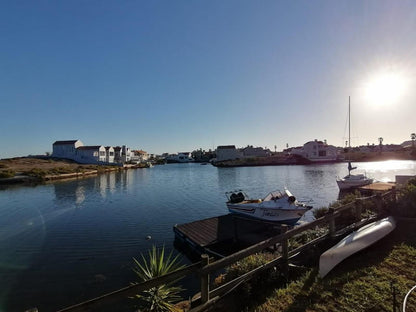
<box><xmin>336</xmin><ymin>177</ymin><xmax>373</xmax><ymax>190</ymax></box>
<box><xmin>319</xmin><ymin>216</ymin><xmax>396</xmax><ymax>277</ymax></box>
<box><xmin>227</xmin><ymin>204</ymin><xmax>309</xmax><ymax>224</ymax></box>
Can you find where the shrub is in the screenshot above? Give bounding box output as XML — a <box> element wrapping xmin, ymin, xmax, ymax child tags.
<box><xmin>313</xmin><ymin>207</ymin><xmax>329</xmax><ymax>219</ymax></box>
<box><xmin>24</xmin><ymin>168</ymin><xmax>47</xmax><ymax>178</ymax></box>
<box><xmin>396</xmin><ymin>181</ymin><xmax>416</xmax><ymax>217</ymax></box>
<box><xmin>214</xmin><ymin>252</ymin><xmax>277</xmax><ymax>306</ymax></box>
<box><xmin>0</xmin><ymin>170</ymin><xmax>15</xmax><ymax>178</ymax></box>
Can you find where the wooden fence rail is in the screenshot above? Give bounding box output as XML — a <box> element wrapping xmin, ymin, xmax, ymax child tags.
<box><xmin>56</xmin><ymin>190</ymin><xmax>395</xmax><ymax>312</ymax></box>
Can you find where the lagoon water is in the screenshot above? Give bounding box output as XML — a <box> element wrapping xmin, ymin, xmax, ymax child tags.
<box><xmin>1</xmin><ymin>160</ymin><xmax>415</xmax><ymax>311</ymax></box>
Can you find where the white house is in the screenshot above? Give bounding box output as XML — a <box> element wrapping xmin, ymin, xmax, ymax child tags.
<box><xmin>76</xmin><ymin>146</ymin><xmax>107</xmax><ymax>163</ymax></box>
<box><xmin>121</xmin><ymin>145</ymin><xmax>131</xmax><ymax>163</ymax></box>
<box><xmin>131</xmin><ymin>150</ymin><xmax>149</xmax><ymax>163</ymax></box>
<box><xmin>105</xmin><ymin>146</ymin><xmax>115</xmax><ymax>163</ymax></box>
<box><xmin>291</xmin><ymin>140</ymin><xmax>338</xmax><ymax>162</ymax></box>
<box><xmin>52</xmin><ymin>140</ymin><xmax>83</xmax><ymax>159</ymax></box>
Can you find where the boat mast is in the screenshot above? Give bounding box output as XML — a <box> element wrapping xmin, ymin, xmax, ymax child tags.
<box><xmin>348</xmin><ymin>96</ymin><xmax>351</xmax><ymax>148</ymax></box>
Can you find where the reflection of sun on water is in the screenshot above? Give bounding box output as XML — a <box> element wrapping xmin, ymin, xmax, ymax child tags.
<box><xmin>364</xmin><ymin>70</ymin><xmax>409</xmax><ymax>107</ymax></box>
<box><xmin>359</xmin><ymin>160</ymin><xmax>416</xmax><ymax>182</ymax></box>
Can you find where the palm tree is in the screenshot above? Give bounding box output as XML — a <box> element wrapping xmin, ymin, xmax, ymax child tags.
<box><xmin>132</xmin><ymin>245</ymin><xmax>185</xmax><ymax>312</ymax></box>
<box><xmin>378</xmin><ymin>137</ymin><xmax>383</xmax><ymax>154</ymax></box>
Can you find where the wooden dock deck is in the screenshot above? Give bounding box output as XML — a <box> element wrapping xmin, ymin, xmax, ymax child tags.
<box><xmin>174</xmin><ymin>214</ymin><xmax>282</xmax><ymax>258</ymax></box>
<box><xmin>358</xmin><ymin>182</ymin><xmax>396</xmax><ymax>193</ymax></box>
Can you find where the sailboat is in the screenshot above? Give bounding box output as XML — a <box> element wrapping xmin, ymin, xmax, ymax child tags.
<box><xmin>337</xmin><ymin>161</ymin><xmax>373</xmax><ymax>190</ymax></box>
<box><xmin>336</xmin><ymin>97</ymin><xmax>373</xmax><ymax>190</ymax></box>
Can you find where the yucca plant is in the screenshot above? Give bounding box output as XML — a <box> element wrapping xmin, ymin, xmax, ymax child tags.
<box><xmin>132</xmin><ymin>245</ymin><xmax>185</xmax><ymax>312</ymax></box>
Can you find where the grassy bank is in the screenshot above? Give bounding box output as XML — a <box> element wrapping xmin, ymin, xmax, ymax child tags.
<box><xmin>210</xmin><ymin>182</ymin><xmax>416</xmax><ymax>312</ymax></box>
<box><xmin>0</xmin><ymin>157</ymin><xmax>121</xmax><ymax>181</ymax></box>
<box><xmin>249</xmin><ymin>220</ymin><xmax>416</xmax><ymax>312</ymax></box>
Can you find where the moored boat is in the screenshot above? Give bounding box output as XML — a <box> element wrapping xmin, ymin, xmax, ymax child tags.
<box><xmin>225</xmin><ymin>189</ymin><xmax>312</xmax><ymax>224</ymax></box>
<box><xmin>336</xmin><ymin>161</ymin><xmax>373</xmax><ymax>190</ymax></box>
<box><xmin>319</xmin><ymin>216</ymin><xmax>396</xmax><ymax>278</ymax></box>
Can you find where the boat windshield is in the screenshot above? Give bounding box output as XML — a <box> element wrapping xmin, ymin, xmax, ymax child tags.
<box><xmin>263</xmin><ymin>191</ymin><xmax>283</xmax><ymax>201</ymax></box>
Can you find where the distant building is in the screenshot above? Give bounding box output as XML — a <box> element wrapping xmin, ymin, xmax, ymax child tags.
<box><xmin>52</xmin><ymin>140</ymin><xmax>83</xmax><ymax>159</ymax></box>
<box><xmin>215</xmin><ymin>145</ymin><xmax>243</xmax><ymax>162</ymax></box>
<box><xmin>77</xmin><ymin>146</ymin><xmax>106</xmax><ymax>163</ymax></box>
<box><xmin>242</xmin><ymin>146</ymin><xmax>270</xmax><ymax>158</ymax></box>
<box><xmin>291</xmin><ymin>140</ymin><xmax>338</xmax><ymax>162</ymax></box>
<box><xmin>105</xmin><ymin>146</ymin><xmax>115</xmax><ymax>163</ymax></box>
<box><xmin>165</xmin><ymin>152</ymin><xmax>193</xmax><ymax>163</ymax></box>
<box><xmin>131</xmin><ymin>150</ymin><xmax>149</xmax><ymax>163</ymax></box>
<box><xmin>52</xmin><ymin>140</ymin><xmax>132</xmax><ymax>165</ymax></box>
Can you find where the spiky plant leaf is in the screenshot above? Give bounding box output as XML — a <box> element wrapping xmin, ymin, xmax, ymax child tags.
<box><xmin>131</xmin><ymin>245</ymin><xmax>185</xmax><ymax>312</ymax></box>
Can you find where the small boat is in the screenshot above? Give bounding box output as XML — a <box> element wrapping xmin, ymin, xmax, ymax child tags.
<box><xmin>319</xmin><ymin>216</ymin><xmax>396</xmax><ymax>278</ymax></box>
<box><xmin>336</xmin><ymin>161</ymin><xmax>373</xmax><ymax>190</ymax></box>
<box><xmin>225</xmin><ymin>189</ymin><xmax>312</xmax><ymax>224</ymax></box>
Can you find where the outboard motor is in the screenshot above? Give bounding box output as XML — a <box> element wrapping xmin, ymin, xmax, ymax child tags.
<box><xmin>230</xmin><ymin>192</ymin><xmax>245</xmax><ymax>203</ymax></box>
<box><xmin>285</xmin><ymin>189</ymin><xmax>296</xmax><ymax>203</ymax></box>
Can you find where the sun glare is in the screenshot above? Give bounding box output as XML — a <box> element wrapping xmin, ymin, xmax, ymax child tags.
<box><xmin>364</xmin><ymin>70</ymin><xmax>409</xmax><ymax>107</ymax></box>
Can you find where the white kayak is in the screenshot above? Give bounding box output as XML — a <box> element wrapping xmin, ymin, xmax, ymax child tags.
<box><xmin>319</xmin><ymin>216</ymin><xmax>396</xmax><ymax>278</ymax></box>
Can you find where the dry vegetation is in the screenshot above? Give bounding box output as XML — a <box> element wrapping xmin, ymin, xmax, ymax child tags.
<box><xmin>0</xmin><ymin>157</ymin><xmax>119</xmax><ymax>179</ymax></box>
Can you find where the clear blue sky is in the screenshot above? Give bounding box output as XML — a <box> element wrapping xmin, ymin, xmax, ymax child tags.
<box><xmin>1</xmin><ymin>0</ymin><xmax>416</xmax><ymax>158</ymax></box>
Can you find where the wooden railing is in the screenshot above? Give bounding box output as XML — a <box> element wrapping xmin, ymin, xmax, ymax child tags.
<box><xmin>55</xmin><ymin>190</ymin><xmax>395</xmax><ymax>312</ymax></box>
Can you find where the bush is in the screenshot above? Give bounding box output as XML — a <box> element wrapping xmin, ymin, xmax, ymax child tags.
<box><xmin>0</xmin><ymin>170</ymin><xmax>15</xmax><ymax>178</ymax></box>
<box><xmin>313</xmin><ymin>207</ymin><xmax>329</xmax><ymax>219</ymax></box>
<box><xmin>214</xmin><ymin>253</ymin><xmax>277</xmax><ymax>306</ymax></box>
<box><xmin>24</xmin><ymin>168</ymin><xmax>47</xmax><ymax>178</ymax></box>
<box><xmin>396</xmin><ymin>181</ymin><xmax>416</xmax><ymax>217</ymax></box>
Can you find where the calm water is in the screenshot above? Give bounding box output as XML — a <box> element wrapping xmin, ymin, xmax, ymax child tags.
<box><xmin>0</xmin><ymin>160</ymin><xmax>415</xmax><ymax>311</ymax></box>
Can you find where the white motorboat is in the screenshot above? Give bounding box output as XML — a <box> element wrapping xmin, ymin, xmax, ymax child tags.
<box><xmin>225</xmin><ymin>189</ymin><xmax>312</xmax><ymax>224</ymax></box>
<box><xmin>336</xmin><ymin>161</ymin><xmax>373</xmax><ymax>190</ymax></box>
<box><xmin>319</xmin><ymin>216</ymin><xmax>396</xmax><ymax>278</ymax></box>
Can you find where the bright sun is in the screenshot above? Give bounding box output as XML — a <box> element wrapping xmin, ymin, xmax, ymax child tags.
<box><xmin>364</xmin><ymin>70</ymin><xmax>409</xmax><ymax>107</ymax></box>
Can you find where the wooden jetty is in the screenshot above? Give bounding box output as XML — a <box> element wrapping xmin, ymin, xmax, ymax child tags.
<box><xmin>358</xmin><ymin>182</ymin><xmax>396</xmax><ymax>194</ymax></box>
<box><xmin>174</xmin><ymin>214</ymin><xmax>282</xmax><ymax>258</ymax></box>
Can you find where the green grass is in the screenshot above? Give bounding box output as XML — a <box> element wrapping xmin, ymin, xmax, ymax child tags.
<box><xmin>246</xmin><ymin>221</ymin><xmax>416</xmax><ymax>312</ymax></box>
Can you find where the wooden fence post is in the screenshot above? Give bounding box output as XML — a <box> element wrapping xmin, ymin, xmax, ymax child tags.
<box><xmin>200</xmin><ymin>254</ymin><xmax>210</xmax><ymax>304</ymax></box>
<box><xmin>376</xmin><ymin>194</ymin><xmax>383</xmax><ymax>215</ymax></box>
<box><xmin>328</xmin><ymin>208</ymin><xmax>336</xmax><ymax>238</ymax></box>
<box><xmin>281</xmin><ymin>224</ymin><xmax>289</xmax><ymax>282</ymax></box>
<box><xmin>355</xmin><ymin>200</ymin><xmax>362</xmax><ymax>222</ymax></box>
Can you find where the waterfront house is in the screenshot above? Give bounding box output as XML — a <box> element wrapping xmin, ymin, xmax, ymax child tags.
<box><xmin>215</xmin><ymin>145</ymin><xmax>243</xmax><ymax>162</ymax></box>
<box><xmin>76</xmin><ymin>146</ymin><xmax>107</xmax><ymax>163</ymax></box>
<box><xmin>131</xmin><ymin>150</ymin><xmax>149</xmax><ymax>163</ymax></box>
<box><xmin>121</xmin><ymin>145</ymin><xmax>131</xmax><ymax>163</ymax></box>
<box><xmin>52</xmin><ymin>140</ymin><xmax>84</xmax><ymax>160</ymax></box>
<box><xmin>105</xmin><ymin>146</ymin><xmax>115</xmax><ymax>163</ymax></box>
<box><xmin>114</xmin><ymin>146</ymin><xmax>122</xmax><ymax>163</ymax></box>
<box><xmin>291</xmin><ymin>140</ymin><xmax>338</xmax><ymax>162</ymax></box>
<box><xmin>241</xmin><ymin>146</ymin><xmax>271</xmax><ymax>158</ymax></box>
